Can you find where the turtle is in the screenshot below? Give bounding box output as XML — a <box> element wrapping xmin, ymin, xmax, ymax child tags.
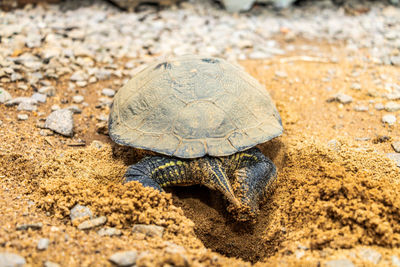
<box><xmin>108</xmin><ymin>55</ymin><xmax>283</xmax><ymax>221</ymax></box>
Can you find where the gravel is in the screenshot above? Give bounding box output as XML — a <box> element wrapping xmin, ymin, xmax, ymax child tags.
<box><xmin>0</xmin><ymin>252</ymin><xmax>26</xmax><ymax>267</ymax></box>
<box><xmin>101</xmin><ymin>88</ymin><xmax>116</xmax><ymax>97</ymax></box>
<box><xmin>37</xmin><ymin>238</ymin><xmax>50</xmax><ymax>250</ymax></box>
<box><xmin>387</xmin><ymin>153</ymin><xmax>400</xmax><ymax>167</ymax></box>
<box><xmin>98</xmin><ymin>227</ymin><xmax>122</xmax><ymax>237</ymax></box>
<box><xmin>327</xmin><ymin>93</ymin><xmax>353</xmax><ymax>104</ymax></box>
<box><xmin>108</xmin><ymin>250</ymin><xmax>138</xmax><ymax>267</ymax></box>
<box><xmin>382</xmin><ymin>114</ymin><xmax>397</xmax><ymax>125</ymax></box>
<box><xmin>77</xmin><ymin>216</ymin><xmax>107</xmax><ymax>230</ymax></box>
<box><xmin>17</xmin><ymin>114</ymin><xmax>29</xmax><ymax>121</ymax></box>
<box><xmin>31</xmin><ymin>92</ymin><xmax>47</xmax><ymax>103</ymax></box>
<box><xmin>325</xmin><ymin>259</ymin><xmax>355</xmax><ymax>267</ymax></box>
<box><xmin>358</xmin><ymin>248</ymin><xmax>382</xmax><ymax>265</ymax></box>
<box><xmin>392</xmin><ymin>142</ymin><xmax>400</xmax><ymax>153</ymax></box>
<box><xmin>70</xmin><ymin>204</ymin><xmax>93</xmax><ymax>222</ymax></box>
<box><xmin>132</xmin><ymin>224</ymin><xmax>164</xmax><ymax>238</ymax></box>
<box><xmin>0</xmin><ymin>88</ymin><xmax>12</xmax><ymax>103</ymax></box>
<box><xmin>44</xmin><ymin>109</ymin><xmax>74</xmax><ymax>137</ymax></box>
<box><xmin>16</xmin><ymin>222</ymin><xmax>43</xmax><ymax>231</ymax></box>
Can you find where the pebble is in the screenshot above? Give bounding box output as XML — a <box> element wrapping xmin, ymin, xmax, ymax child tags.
<box><xmin>375</xmin><ymin>103</ymin><xmax>384</xmax><ymax>111</ymax></box>
<box><xmin>387</xmin><ymin>153</ymin><xmax>400</xmax><ymax>167</ymax></box>
<box><xmin>51</xmin><ymin>104</ymin><xmax>61</xmax><ymax>111</ymax></box>
<box><xmin>353</xmin><ymin>105</ymin><xmax>368</xmax><ymax>112</ymax></box>
<box><xmin>70</xmin><ymin>204</ymin><xmax>93</xmax><ymax>222</ymax></box>
<box><xmin>358</xmin><ymin>248</ymin><xmax>382</xmax><ymax>265</ymax></box>
<box><xmin>66</xmin><ymin>105</ymin><xmax>82</xmax><ymax>114</ymax></box>
<box><xmin>5</xmin><ymin>97</ymin><xmax>37</xmax><ymax>106</ymax></box>
<box><xmin>350</xmin><ymin>83</ymin><xmax>361</xmax><ymax>90</ymax></box>
<box><xmin>17</xmin><ymin>102</ymin><xmax>37</xmax><ymax>111</ymax></box>
<box><xmin>108</xmin><ymin>250</ymin><xmax>138</xmax><ymax>267</ymax></box>
<box><xmin>77</xmin><ymin>216</ymin><xmax>107</xmax><ymax>230</ymax></box>
<box><xmin>31</xmin><ymin>93</ymin><xmax>47</xmax><ymax>103</ymax></box>
<box><xmin>392</xmin><ymin>142</ymin><xmax>400</xmax><ymax>153</ymax></box>
<box><xmin>39</xmin><ymin>86</ymin><xmax>56</xmax><ymax>96</ymax></box>
<box><xmin>44</xmin><ymin>261</ymin><xmax>61</xmax><ymax>267</ymax></box>
<box><xmin>325</xmin><ymin>259</ymin><xmax>355</xmax><ymax>267</ymax></box>
<box><xmin>132</xmin><ymin>224</ymin><xmax>164</xmax><ymax>238</ymax></box>
<box><xmin>385</xmin><ymin>102</ymin><xmax>400</xmax><ymax>112</ymax></box>
<box><xmin>16</xmin><ymin>222</ymin><xmax>43</xmax><ymax>230</ymax></box>
<box><xmin>37</xmin><ymin>238</ymin><xmax>50</xmax><ymax>250</ymax></box>
<box><xmin>98</xmin><ymin>227</ymin><xmax>122</xmax><ymax>237</ymax></box>
<box><xmin>0</xmin><ymin>252</ymin><xmax>26</xmax><ymax>267</ymax></box>
<box><xmin>327</xmin><ymin>93</ymin><xmax>353</xmax><ymax>104</ymax></box>
<box><xmin>392</xmin><ymin>256</ymin><xmax>400</xmax><ymax>267</ymax></box>
<box><xmin>102</xmin><ymin>88</ymin><xmax>116</xmax><ymax>97</ymax></box>
<box><xmin>70</xmin><ymin>71</ymin><xmax>88</xmax><ymax>82</ymax></box>
<box><xmin>382</xmin><ymin>114</ymin><xmax>396</xmax><ymax>125</ymax></box>
<box><xmin>44</xmin><ymin>109</ymin><xmax>74</xmax><ymax>137</ymax></box>
<box><xmin>17</xmin><ymin>114</ymin><xmax>29</xmax><ymax>121</ymax></box>
<box><xmin>72</xmin><ymin>95</ymin><xmax>84</xmax><ymax>104</ymax></box>
<box><xmin>0</xmin><ymin>88</ymin><xmax>12</xmax><ymax>103</ymax></box>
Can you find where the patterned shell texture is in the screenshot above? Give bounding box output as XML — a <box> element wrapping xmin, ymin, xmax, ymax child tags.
<box><xmin>109</xmin><ymin>55</ymin><xmax>283</xmax><ymax>158</ymax></box>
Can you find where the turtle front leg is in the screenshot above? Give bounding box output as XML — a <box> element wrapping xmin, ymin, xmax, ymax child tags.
<box><xmin>225</xmin><ymin>147</ymin><xmax>277</xmax><ymax>221</ymax></box>
<box><xmin>124</xmin><ymin>156</ymin><xmax>190</xmax><ymax>191</ymax></box>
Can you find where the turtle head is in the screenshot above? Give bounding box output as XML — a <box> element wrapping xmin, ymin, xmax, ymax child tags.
<box><xmin>199</xmin><ymin>157</ymin><xmax>240</xmax><ymax>208</ymax></box>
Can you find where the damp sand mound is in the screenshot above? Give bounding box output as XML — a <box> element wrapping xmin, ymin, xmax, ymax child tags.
<box><xmin>1</xmin><ymin>137</ymin><xmax>400</xmax><ymax>265</ymax></box>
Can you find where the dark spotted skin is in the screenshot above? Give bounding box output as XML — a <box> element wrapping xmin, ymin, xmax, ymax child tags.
<box><xmin>124</xmin><ymin>147</ymin><xmax>276</xmax><ymax>221</ymax></box>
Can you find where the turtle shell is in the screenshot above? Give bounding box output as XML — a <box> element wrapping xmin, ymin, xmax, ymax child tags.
<box><xmin>109</xmin><ymin>55</ymin><xmax>283</xmax><ymax>158</ymax></box>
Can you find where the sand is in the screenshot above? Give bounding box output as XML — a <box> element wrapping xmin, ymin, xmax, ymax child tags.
<box><xmin>1</xmin><ymin>43</ymin><xmax>400</xmax><ymax>266</ymax></box>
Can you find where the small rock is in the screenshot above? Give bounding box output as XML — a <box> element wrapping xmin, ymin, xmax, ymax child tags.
<box><xmin>51</xmin><ymin>104</ymin><xmax>61</xmax><ymax>111</ymax></box>
<box><xmin>350</xmin><ymin>83</ymin><xmax>361</xmax><ymax>90</ymax></box>
<box><xmin>66</xmin><ymin>105</ymin><xmax>82</xmax><ymax>114</ymax></box>
<box><xmin>353</xmin><ymin>105</ymin><xmax>368</xmax><ymax>112</ymax></box>
<box><xmin>375</xmin><ymin>103</ymin><xmax>384</xmax><ymax>110</ymax></box>
<box><xmin>39</xmin><ymin>129</ymin><xmax>54</xmax><ymax>136</ymax></box>
<box><xmin>358</xmin><ymin>248</ymin><xmax>382</xmax><ymax>265</ymax></box>
<box><xmin>70</xmin><ymin>71</ymin><xmax>88</xmax><ymax>82</ymax></box>
<box><xmin>392</xmin><ymin>256</ymin><xmax>400</xmax><ymax>267</ymax></box>
<box><xmin>385</xmin><ymin>102</ymin><xmax>400</xmax><ymax>112</ymax></box>
<box><xmin>102</xmin><ymin>88</ymin><xmax>116</xmax><ymax>97</ymax></box>
<box><xmin>327</xmin><ymin>93</ymin><xmax>353</xmax><ymax>104</ymax></box>
<box><xmin>39</xmin><ymin>86</ymin><xmax>56</xmax><ymax>96</ymax></box>
<box><xmin>78</xmin><ymin>216</ymin><xmax>107</xmax><ymax>230</ymax></box>
<box><xmin>44</xmin><ymin>109</ymin><xmax>74</xmax><ymax>137</ymax></box>
<box><xmin>95</xmin><ymin>69</ymin><xmax>112</xmax><ymax>80</ymax></box>
<box><xmin>387</xmin><ymin>153</ymin><xmax>400</xmax><ymax>167</ymax></box>
<box><xmin>0</xmin><ymin>88</ymin><xmax>12</xmax><ymax>103</ymax></box>
<box><xmin>0</xmin><ymin>252</ymin><xmax>26</xmax><ymax>267</ymax></box>
<box><xmin>16</xmin><ymin>222</ymin><xmax>43</xmax><ymax>230</ymax></box>
<box><xmin>392</xmin><ymin>142</ymin><xmax>400</xmax><ymax>153</ymax></box>
<box><xmin>275</xmin><ymin>71</ymin><xmax>288</xmax><ymax>78</ymax></box>
<box><xmin>98</xmin><ymin>227</ymin><xmax>122</xmax><ymax>237</ymax></box>
<box><xmin>76</xmin><ymin>81</ymin><xmax>88</xmax><ymax>87</ymax></box>
<box><xmin>6</xmin><ymin>97</ymin><xmax>37</xmax><ymax>106</ymax></box>
<box><xmin>109</xmin><ymin>251</ymin><xmax>138</xmax><ymax>267</ymax></box>
<box><xmin>17</xmin><ymin>114</ymin><xmax>29</xmax><ymax>121</ymax></box>
<box><xmin>44</xmin><ymin>261</ymin><xmax>61</xmax><ymax>267</ymax></box>
<box><xmin>31</xmin><ymin>93</ymin><xmax>47</xmax><ymax>103</ymax></box>
<box><xmin>70</xmin><ymin>204</ymin><xmax>93</xmax><ymax>222</ymax></box>
<box><xmin>37</xmin><ymin>238</ymin><xmax>50</xmax><ymax>250</ymax></box>
<box><xmin>325</xmin><ymin>259</ymin><xmax>355</xmax><ymax>267</ymax></box>
<box><xmin>132</xmin><ymin>224</ymin><xmax>164</xmax><ymax>238</ymax></box>
<box><xmin>72</xmin><ymin>95</ymin><xmax>84</xmax><ymax>104</ymax></box>
<box><xmin>382</xmin><ymin>114</ymin><xmax>396</xmax><ymax>125</ymax></box>
<box><xmin>17</xmin><ymin>102</ymin><xmax>37</xmax><ymax>111</ymax></box>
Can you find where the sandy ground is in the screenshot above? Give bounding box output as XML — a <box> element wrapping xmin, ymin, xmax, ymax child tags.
<box><xmin>1</xmin><ymin>41</ymin><xmax>400</xmax><ymax>266</ymax></box>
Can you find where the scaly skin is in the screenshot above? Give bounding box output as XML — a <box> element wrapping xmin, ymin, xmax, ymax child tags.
<box><xmin>124</xmin><ymin>147</ymin><xmax>276</xmax><ymax>221</ymax></box>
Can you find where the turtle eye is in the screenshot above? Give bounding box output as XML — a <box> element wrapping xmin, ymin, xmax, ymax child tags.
<box><xmin>154</xmin><ymin>62</ymin><xmax>172</xmax><ymax>70</ymax></box>
<box><xmin>201</xmin><ymin>58</ymin><xmax>219</xmax><ymax>64</ymax></box>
